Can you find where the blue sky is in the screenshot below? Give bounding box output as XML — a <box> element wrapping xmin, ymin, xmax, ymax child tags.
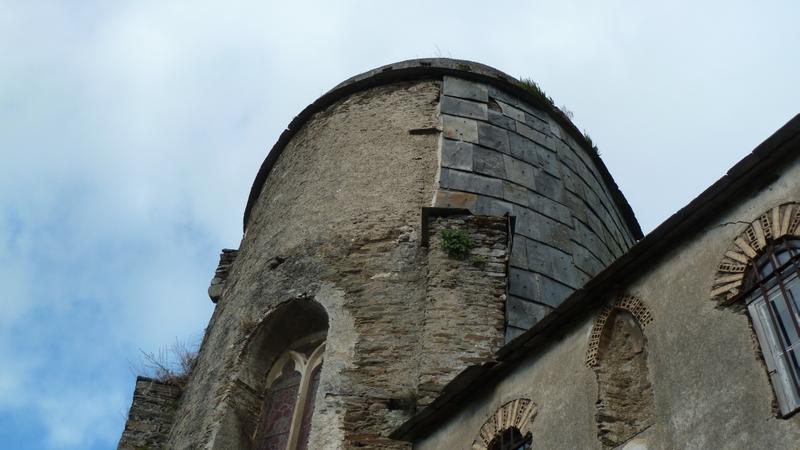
<box><xmin>1</xmin><ymin>1</ymin><xmax>798</xmax><ymax>448</ymax></box>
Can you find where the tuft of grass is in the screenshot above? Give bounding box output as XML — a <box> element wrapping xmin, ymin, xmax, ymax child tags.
<box><xmin>582</xmin><ymin>129</ymin><xmax>599</xmax><ymax>153</ymax></box>
<box><xmin>517</xmin><ymin>78</ymin><xmax>601</xmax><ymax>156</ymax></box>
<box><xmin>516</xmin><ymin>77</ymin><xmax>556</xmax><ymax>109</ymax></box>
<box><xmin>139</xmin><ymin>339</ymin><xmax>198</xmax><ymax>388</ymax></box>
<box><xmin>440</xmin><ymin>228</ymin><xmax>474</xmax><ymax>259</ymax></box>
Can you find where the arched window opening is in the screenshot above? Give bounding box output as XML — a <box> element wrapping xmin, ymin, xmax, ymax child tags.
<box><xmin>254</xmin><ymin>338</ymin><xmax>325</xmax><ymax>450</ymax></box>
<box><xmin>230</xmin><ymin>299</ymin><xmax>329</xmax><ymax>450</ymax></box>
<box><xmin>594</xmin><ymin>308</ymin><xmax>654</xmax><ymax>448</ymax></box>
<box><xmin>743</xmin><ymin>238</ymin><xmax>800</xmax><ymax>416</ymax></box>
<box><xmin>487</xmin><ymin>427</ymin><xmax>532</xmax><ymax>450</ymax></box>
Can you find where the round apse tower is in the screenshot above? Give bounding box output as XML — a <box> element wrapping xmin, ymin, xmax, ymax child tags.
<box><xmin>162</xmin><ymin>59</ymin><xmax>641</xmax><ymax>450</ymax></box>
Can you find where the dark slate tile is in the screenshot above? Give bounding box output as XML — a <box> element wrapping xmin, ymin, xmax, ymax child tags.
<box><xmin>509</xmin><ymin>267</ymin><xmax>536</xmax><ymax>299</ymax></box>
<box><xmin>497</xmin><ymin>100</ymin><xmax>525</xmax><ymax>121</ymax></box>
<box><xmin>533</xmin><ymin>169</ymin><xmax>566</xmax><ymax>203</ymax></box>
<box><xmin>439</xmin><ymin>169</ymin><xmax>503</xmax><ymax>198</ymax></box>
<box><xmin>473</xmin><ymin>146</ymin><xmax>506</xmax><ymax>178</ymax></box>
<box><xmin>502</xmin><ymin>180</ymin><xmax>528</xmax><ymax>206</ymax></box>
<box><xmin>509</xmin><ymin>236</ymin><xmax>529</xmax><ymax>268</ymax></box>
<box><xmin>477</xmin><ymin>122</ymin><xmax>510</xmax><ymax>153</ymax></box>
<box><xmin>527</xmin><ymin>190</ymin><xmax>572</xmax><ymax>225</ymax></box>
<box><xmin>475</xmin><ymin>196</ymin><xmax>514</xmax><ymax>217</ymax></box>
<box><xmin>523</xmin><ymin>112</ymin><xmax>550</xmax><ymax>133</ymax></box>
<box><xmin>503</xmin><ymin>155</ymin><xmax>536</xmax><ymax>191</ymax></box>
<box><xmin>507</xmin><ymin>296</ymin><xmax>553</xmax><ymax>330</ymax></box>
<box><xmin>525</xmin><ymin>239</ymin><xmax>577</xmax><ymax>288</ymax></box>
<box><xmin>441</xmin><ymin>140</ymin><xmax>473</xmax><ymax>171</ymax></box>
<box><xmin>441</xmin><ymin>95</ymin><xmax>488</xmax><ymax>120</ymax></box>
<box><xmin>571</xmin><ymin>240</ymin><xmax>605</xmax><ymax>276</ymax></box>
<box><xmin>442</xmin><ymin>114</ymin><xmax>479</xmax><ymax>143</ymax></box>
<box><xmin>517</xmin><ymin>122</ymin><xmax>549</xmax><ymax>147</ymax></box>
<box><xmin>488</xmin><ymin>110</ymin><xmax>516</xmax><ymax>131</ymax></box>
<box><xmin>443</xmin><ymin>76</ymin><xmax>488</xmax><ymax>102</ymax></box>
<box><xmin>530</xmin><ymin>273</ymin><xmax>574</xmax><ymax>308</ymax></box>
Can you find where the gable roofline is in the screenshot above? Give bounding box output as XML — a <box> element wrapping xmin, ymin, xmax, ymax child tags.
<box><xmin>242</xmin><ymin>58</ymin><xmax>642</xmax><ymax>239</ymax></box>
<box><xmin>391</xmin><ymin>113</ymin><xmax>800</xmax><ymax>442</ymax></box>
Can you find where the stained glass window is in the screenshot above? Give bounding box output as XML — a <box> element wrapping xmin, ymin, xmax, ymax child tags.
<box><xmin>297</xmin><ymin>364</ymin><xmax>321</xmax><ymax>450</ymax></box>
<box><xmin>256</xmin><ymin>360</ymin><xmax>302</xmax><ymax>450</ymax></box>
<box><xmin>255</xmin><ymin>341</ymin><xmax>325</xmax><ymax>450</ymax></box>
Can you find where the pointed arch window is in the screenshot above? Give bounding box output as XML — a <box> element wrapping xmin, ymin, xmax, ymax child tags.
<box><xmin>743</xmin><ymin>239</ymin><xmax>800</xmax><ymax>416</ymax></box>
<box><xmin>255</xmin><ymin>337</ymin><xmax>325</xmax><ymax>450</ymax></box>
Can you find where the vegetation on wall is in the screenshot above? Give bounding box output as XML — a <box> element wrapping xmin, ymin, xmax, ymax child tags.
<box><xmin>516</xmin><ymin>77</ymin><xmax>601</xmax><ymax>156</ymax></box>
<box><xmin>139</xmin><ymin>339</ymin><xmax>199</xmax><ymax>388</ymax></box>
<box><xmin>440</xmin><ymin>227</ymin><xmax>475</xmax><ymax>260</ymax></box>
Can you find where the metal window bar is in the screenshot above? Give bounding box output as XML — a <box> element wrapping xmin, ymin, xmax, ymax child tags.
<box><xmin>749</xmin><ymin>242</ymin><xmax>800</xmax><ymax>396</ymax></box>
<box><xmin>489</xmin><ymin>429</ymin><xmax>532</xmax><ymax>450</ymax></box>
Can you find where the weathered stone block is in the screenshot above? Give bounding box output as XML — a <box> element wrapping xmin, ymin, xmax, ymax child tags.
<box><xmin>477</xmin><ymin>123</ymin><xmax>510</xmax><ymax>153</ymax></box>
<box><xmin>441</xmin><ymin>95</ymin><xmax>488</xmax><ymax>120</ymax></box>
<box><xmin>503</xmin><ymin>155</ymin><xmax>537</xmax><ymax>191</ymax></box>
<box><xmin>508</xmin><ymin>131</ymin><xmax>539</xmax><ymax>163</ymax></box>
<box><xmin>496</xmin><ymin>100</ymin><xmax>526</xmax><ymax>122</ymax></box>
<box><xmin>533</xmin><ymin>169</ymin><xmax>566</xmax><ymax>203</ymax></box>
<box><xmin>509</xmin><ymin>267</ymin><xmax>535</xmax><ymax>299</ymax></box>
<box><xmin>525</xmin><ymin>239</ymin><xmax>577</xmax><ymax>288</ymax></box>
<box><xmin>523</xmin><ymin>112</ymin><xmax>549</xmax><ymax>134</ymax></box>
<box><xmin>516</xmin><ymin>122</ymin><xmax>549</xmax><ymax>148</ymax></box>
<box><xmin>536</xmin><ymin>146</ymin><xmax>559</xmax><ymax>178</ymax></box>
<box><xmin>506</xmin><ymin>296</ymin><xmax>553</xmax><ymax>330</ymax></box>
<box><xmin>570</xmin><ymin>240</ymin><xmax>604</xmax><ymax>276</ymax></box>
<box><xmin>502</xmin><ymin>180</ymin><xmax>528</xmax><ymax>206</ymax></box>
<box><xmin>475</xmin><ymin>196</ymin><xmax>514</xmax><ymax>217</ymax></box>
<box><xmin>443</xmin><ymin>76</ymin><xmax>488</xmax><ymax>102</ymax></box>
<box><xmin>440</xmin><ymin>168</ymin><xmax>503</xmax><ymax>198</ymax></box>
<box><xmin>509</xmin><ymin>236</ymin><xmax>528</xmax><ymax>268</ymax></box>
<box><xmin>442</xmin><ymin>140</ymin><xmax>474</xmax><ymax>171</ymax></box>
<box><xmin>442</xmin><ymin>114</ymin><xmax>479</xmax><ymax>143</ymax></box>
<box><xmin>527</xmin><ymin>190</ymin><xmax>572</xmax><ymax>225</ymax></box>
<box><xmin>488</xmin><ymin>110</ymin><xmax>516</xmax><ymax>131</ymax></box>
<box><xmin>435</xmin><ymin>190</ymin><xmax>478</xmax><ymax>211</ymax></box>
<box><xmin>473</xmin><ymin>146</ymin><xmax>506</xmax><ymax>178</ymax></box>
<box><xmin>530</xmin><ymin>273</ymin><xmax>574</xmax><ymax>308</ymax></box>
<box><xmin>514</xmin><ymin>208</ymin><xmax>571</xmax><ymax>248</ymax></box>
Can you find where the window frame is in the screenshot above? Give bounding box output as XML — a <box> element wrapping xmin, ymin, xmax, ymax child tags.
<box><xmin>743</xmin><ymin>239</ymin><xmax>800</xmax><ymax>417</ymax></box>
<box><xmin>256</xmin><ymin>336</ymin><xmax>325</xmax><ymax>450</ymax></box>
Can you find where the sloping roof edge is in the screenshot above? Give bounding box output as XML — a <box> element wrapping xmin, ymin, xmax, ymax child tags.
<box><xmin>391</xmin><ymin>113</ymin><xmax>800</xmax><ymax>441</ymax></box>
<box><xmin>242</xmin><ymin>58</ymin><xmax>642</xmax><ymax>239</ymax></box>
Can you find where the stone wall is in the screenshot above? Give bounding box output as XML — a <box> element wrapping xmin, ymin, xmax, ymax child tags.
<box><xmin>417</xmin><ymin>213</ymin><xmax>509</xmax><ymax>407</ymax></box>
<box><xmin>433</xmin><ymin>76</ymin><xmax>637</xmax><ymax>341</ymax></box>
<box><xmin>118</xmin><ymin>377</ymin><xmax>183</xmax><ymax>450</ymax></box>
<box><xmin>165</xmin><ymin>80</ymin><xmax>446</xmax><ymax>449</ymax></box>
<box><xmin>119</xmin><ymin>59</ymin><xmax>642</xmax><ymax>450</ymax></box>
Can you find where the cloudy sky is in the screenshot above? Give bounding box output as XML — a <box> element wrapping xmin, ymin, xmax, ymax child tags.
<box><xmin>1</xmin><ymin>1</ymin><xmax>798</xmax><ymax>448</ymax></box>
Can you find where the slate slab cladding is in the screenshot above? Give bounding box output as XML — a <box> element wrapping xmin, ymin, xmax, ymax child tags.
<box><xmin>437</xmin><ymin>76</ymin><xmax>637</xmax><ymax>341</ymax></box>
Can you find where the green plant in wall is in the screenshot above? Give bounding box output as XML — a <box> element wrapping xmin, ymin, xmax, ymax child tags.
<box><xmin>440</xmin><ymin>228</ymin><xmax>475</xmax><ymax>259</ymax></box>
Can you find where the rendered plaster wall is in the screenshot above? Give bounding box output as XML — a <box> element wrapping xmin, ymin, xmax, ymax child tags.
<box><xmin>432</xmin><ymin>76</ymin><xmax>637</xmax><ymax>341</ymax></box>
<box><xmin>414</xmin><ymin>157</ymin><xmax>800</xmax><ymax>449</ymax></box>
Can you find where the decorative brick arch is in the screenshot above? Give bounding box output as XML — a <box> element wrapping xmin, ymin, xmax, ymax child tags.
<box><xmin>585</xmin><ymin>295</ymin><xmax>653</xmax><ymax>368</ymax></box>
<box><xmin>471</xmin><ymin>398</ymin><xmax>537</xmax><ymax>450</ymax></box>
<box><xmin>711</xmin><ymin>202</ymin><xmax>800</xmax><ymax>303</ymax></box>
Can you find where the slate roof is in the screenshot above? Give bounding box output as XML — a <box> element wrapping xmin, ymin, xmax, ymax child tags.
<box><xmin>391</xmin><ymin>113</ymin><xmax>800</xmax><ymax>441</ymax></box>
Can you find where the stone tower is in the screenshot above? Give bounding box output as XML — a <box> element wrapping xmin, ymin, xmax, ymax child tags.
<box><xmin>118</xmin><ymin>59</ymin><xmax>641</xmax><ymax>450</ymax></box>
